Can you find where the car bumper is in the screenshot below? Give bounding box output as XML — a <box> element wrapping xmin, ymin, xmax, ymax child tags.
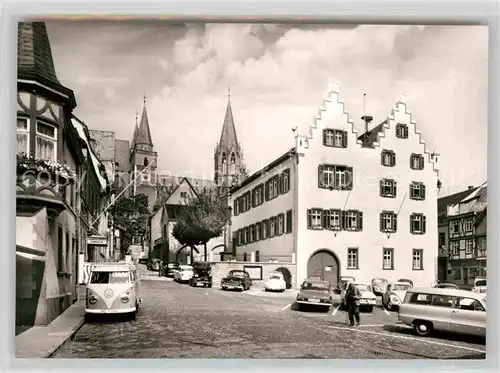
<box><xmin>222</xmin><ymin>284</ymin><xmax>243</xmax><ymax>290</ymax></box>
<box><xmin>297</xmin><ymin>300</ymin><xmax>332</xmax><ymax>306</ymax></box>
<box><xmin>86</xmin><ymin>307</ymin><xmax>136</xmax><ymax>314</ymax></box>
<box><xmin>359</xmin><ymin>299</ymin><xmax>377</xmax><ymax>305</ymax></box>
<box><xmin>265</xmin><ymin>285</ymin><xmax>285</xmax><ymax>291</ymax></box>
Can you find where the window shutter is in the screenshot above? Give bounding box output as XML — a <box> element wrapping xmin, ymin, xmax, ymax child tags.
<box><xmin>410</xmin><ymin>154</ymin><xmax>414</xmax><ymax>169</ymax></box>
<box><xmin>380</xmin><ymin>212</ymin><xmax>384</xmax><ymax>232</ymax></box>
<box><xmin>234</xmin><ymin>200</ymin><xmax>238</xmax><ymax>215</ymax></box>
<box><xmin>265</xmin><ymin>181</ymin><xmax>269</xmax><ymax>201</ymax></box>
<box><xmin>268</xmin><ymin>218</ymin><xmax>272</xmax><ymax>236</ymax></box>
<box><xmin>286</xmin><ymin>210</ymin><xmax>292</xmax><ymax>233</ymax></box>
<box><xmin>391</xmin><ymin>152</ymin><xmax>396</xmax><ymax>166</ymax></box>
<box><xmin>346</xmin><ymin>167</ymin><xmax>353</xmax><ymax>189</ymax></box>
<box><xmin>286</xmin><ymin>169</ymin><xmax>291</xmax><ymax>192</ymax></box>
<box><xmin>255</xmin><ymin>250</ymin><xmax>260</xmax><ymax>262</ymax></box>
<box><xmin>410</xmin><ymin>214</ymin><xmax>413</xmax><ymax>234</ymax></box>
<box><xmin>261</xmin><ymin>184</ymin><xmax>265</xmax><ymax>202</ymax></box>
<box><xmin>340</xmin><ymin>210</ymin><xmax>346</xmax><ymax>229</ymax></box>
<box><xmin>381</xmin><ymin>152</ymin><xmax>385</xmax><ymax>166</ymax></box>
<box><xmin>422</xmin><ymin>184</ymin><xmax>426</xmax><ymax>199</ymax></box>
<box><xmin>342</xmin><ymin>131</ymin><xmax>348</xmax><ymax>147</ymax></box>
<box><xmin>379</xmin><ymin>180</ymin><xmax>384</xmax><ymax>196</ymax></box>
<box><xmin>393</xmin><ymin>181</ymin><xmax>397</xmax><ymax>197</ymax></box>
<box><xmin>322</xmin><ymin>129</ymin><xmax>327</xmax><ymax>145</ymax></box>
<box><xmin>393</xmin><ymin>213</ymin><xmax>398</xmax><ymax>232</ymax></box>
<box><xmin>422</xmin><ymin>215</ymin><xmax>426</xmax><ymax>234</ymax></box>
<box><xmin>404</xmin><ymin>126</ymin><xmax>408</xmax><ymax>138</ymax></box>
<box><xmin>251</xmin><ymin>190</ymin><xmax>255</xmax><ymax>207</ymax></box>
<box><xmin>420</xmin><ymin>155</ymin><xmax>425</xmax><ymax>170</ymax></box>
<box><xmin>318</xmin><ymin>164</ymin><xmax>325</xmax><ymax>188</ymax></box>
<box><xmin>358</xmin><ymin>212</ymin><xmax>363</xmax><ymax>231</ymax></box>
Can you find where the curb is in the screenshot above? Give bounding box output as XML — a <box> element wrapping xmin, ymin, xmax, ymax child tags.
<box><xmin>44</xmin><ymin>319</ymin><xmax>85</xmax><ymax>358</ymax></box>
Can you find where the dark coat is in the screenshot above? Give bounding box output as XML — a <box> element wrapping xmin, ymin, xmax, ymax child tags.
<box><xmin>345</xmin><ymin>285</ymin><xmax>361</xmax><ymax>304</ymax></box>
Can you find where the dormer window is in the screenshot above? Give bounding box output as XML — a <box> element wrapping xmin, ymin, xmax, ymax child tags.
<box><xmin>410</xmin><ymin>153</ymin><xmax>424</xmax><ymax>170</ymax></box>
<box><xmin>323</xmin><ymin>129</ymin><xmax>347</xmax><ymax>148</ymax></box>
<box><xmin>396</xmin><ymin>123</ymin><xmax>409</xmax><ymax>139</ymax></box>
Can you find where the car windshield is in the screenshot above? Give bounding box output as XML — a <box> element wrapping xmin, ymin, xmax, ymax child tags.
<box><xmin>269</xmin><ymin>275</ymin><xmax>282</xmax><ymax>280</ymax></box>
<box><xmin>302</xmin><ymin>282</ymin><xmax>328</xmax><ymax>291</ymax></box>
<box><xmin>356</xmin><ymin>284</ymin><xmax>372</xmax><ymax>292</ymax></box>
<box><xmin>90</xmin><ymin>271</ymin><xmax>130</xmax><ymax>284</ymax></box>
<box><xmin>229</xmin><ymin>271</ymin><xmax>245</xmax><ymax>278</ymax></box>
<box><xmin>392</xmin><ymin>284</ymin><xmax>411</xmax><ymax>291</ymax></box>
<box><xmin>476</xmin><ymin>280</ymin><xmax>486</xmax><ymax>287</ymax></box>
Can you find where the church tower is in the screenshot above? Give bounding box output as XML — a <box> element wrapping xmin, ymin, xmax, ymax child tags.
<box><xmin>214</xmin><ymin>89</ymin><xmax>247</xmax><ymax>192</ymax></box>
<box><xmin>130</xmin><ymin>95</ymin><xmax>158</xmax><ymax>209</ymax></box>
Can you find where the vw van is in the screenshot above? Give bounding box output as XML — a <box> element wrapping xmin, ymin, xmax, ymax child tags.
<box><xmin>398</xmin><ymin>287</ymin><xmax>486</xmax><ymax>338</ymax></box>
<box><xmin>86</xmin><ymin>262</ymin><xmax>142</xmax><ymax>320</ymax></box>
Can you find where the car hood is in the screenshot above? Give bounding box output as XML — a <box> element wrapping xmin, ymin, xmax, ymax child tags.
<box><xmin>388</xmin><ymin>290</ymin><xmax>407</xmax><ymax>300</ymax></box>
<box><xmin>359</xmin><ymin>291</ymin><xmax>376</xmax><ymax>299</ymax></box>
<box><xmin>298</xmin><ymin>289</ymin><xmax>330</xmax><ymax>298</ymax></box>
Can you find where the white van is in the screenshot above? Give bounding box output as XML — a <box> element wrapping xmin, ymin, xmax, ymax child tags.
<box><xmin>398</xmin><ymin>287</ymin><xmax>486</xmax><ymax>338</ymax></box>
<box><xmin>86</xmin><ymin>262</ymin><xmax>141</xmax><ymax>320</ymax></box>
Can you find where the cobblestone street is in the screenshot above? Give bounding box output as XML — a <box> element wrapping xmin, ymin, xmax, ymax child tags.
<box><xmin>53</xmin><ymin>267</ymin><xmax>486</xmax><ymax>359</ymax></box>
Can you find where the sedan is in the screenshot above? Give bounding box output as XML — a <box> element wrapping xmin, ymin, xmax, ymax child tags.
<box><xmin>265</xmin><ymin>272</ymin><xmax>286</xmax><ymax>292</ymax></box>
<box><xmin>296</xmin><ymin>280</ymin><xmax>333</xmax><ymax>310</ymax></box>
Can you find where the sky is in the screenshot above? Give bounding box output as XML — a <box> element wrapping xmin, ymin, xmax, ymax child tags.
<box><xmin>45</xmin><ymin>21</ymin><xmax>488</xmax><ymax>196</ymax></box>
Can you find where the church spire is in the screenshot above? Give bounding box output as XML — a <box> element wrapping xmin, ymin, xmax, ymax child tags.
<box><xmin>133</xmin><ymin>94</ymin><xmax>153</xmax><ymax>148</ymax></box>
<box><xmin>218</xmin><ymin>87</ymin><xmax>239</xmax><ymax>151</ymax></box>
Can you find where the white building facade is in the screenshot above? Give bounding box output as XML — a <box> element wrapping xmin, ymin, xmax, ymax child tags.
<box><xmin>230</xmin><ymin>85</ymin><xmax>440</xmax><ymax>289</ymax></box>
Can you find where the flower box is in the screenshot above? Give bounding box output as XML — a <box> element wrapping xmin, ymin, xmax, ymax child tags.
<box><xmin>16</xmin><ymin>153</ymin><xmax>76</xmax><ymax>185</ymax></box>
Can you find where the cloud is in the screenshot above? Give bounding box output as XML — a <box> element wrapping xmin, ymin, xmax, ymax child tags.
<box><xmin>46</xmin><ymin>22</ymin><xmax>488</xmax><ymax>195</ymax></box>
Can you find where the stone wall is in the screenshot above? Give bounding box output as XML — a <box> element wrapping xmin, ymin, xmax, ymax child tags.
<box><xmin>210</xmin><ymin>261</ymin><xmax>297</xmax><ymax>289</ymax></box>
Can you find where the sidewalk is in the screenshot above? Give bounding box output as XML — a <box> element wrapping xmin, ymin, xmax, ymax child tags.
<box><xmin>15</xmin><ymin>299</ymin><xmax>86</xmax><ymax>358</ymax></box>
<box><xmin>245</xmin><ymin>287</ymin><xmax>298</xmax><ymax>299</ymax></box>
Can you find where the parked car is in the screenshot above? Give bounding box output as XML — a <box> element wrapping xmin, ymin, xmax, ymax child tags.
<box><xmin>296</xmin><ymin>280</ymin><xmax>333</xmax><ymax>310</ymax></box>
<box><xmin>471</xmin><ymin>277</ymin><xmax>487</xmax><ymax>293</ymax></box>
<box><xmin>138</xmin><ymin>251</ymin><xmax>148</xmax><ymax>264</ymax></box>
<box><xmin>160</xmin><ymin>262</ymin><xmax>179</xmax><ymax>277</ymax></box>
<box><xmin>174</xmin><ymin>265</ymin><xmax>194</xmax><ymax>283</ymax></box>
<box><xmin>146</xmin><ymin>258</ymin><xmax>160</xmax><ymax>271</ymax></box>
<box><xmin>433</xmin><ymin>283</ymin><xmax>460</xmax><ymax>290</ymax></box>
<box><xmin>397</xmin><ymin>278</ymin><xmax>414</xmax><ymax>287</ymax></box>
<box><xmin>335</xmin><ymin>276</ymin><xmax>355</xmax><ymax>294</ymax></box>
<box><xmin>220</xmin><ymin>270</ymin><xmax>252</xmax><ymax>291</ymax></box>
<box><xmin>371</xmin><ymin>278</ymin><xmax>389</xmax><ymax>296</ymax></box>
<box><xmin>398</xmin><ymin>287</ymin><xmax>486</xmax><ymax>338</ymax></box>
<box><xmin>382</xmin><ymin>281</ymin><xmax>413</xmax><ymax>311</ymax></box>
<box><xmin>265</xmin><ymin>272</ymin><xmax>286</xmax><ymax>292</ymax></box>
<box><xmin>341</xmin><ymin>283</ymin><xmax>377</xmax><ymax>312</ymax></box>
<box><xmin>190</xmin><ymin>261</ymin><xmax>212</xmax><ymax>288</ymax></box>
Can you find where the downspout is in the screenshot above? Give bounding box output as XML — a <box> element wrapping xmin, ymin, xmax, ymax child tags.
<box><xmin>292</xmin><ymin>149</ymin><xmax>300</xmax><ymax>289</ymax></box>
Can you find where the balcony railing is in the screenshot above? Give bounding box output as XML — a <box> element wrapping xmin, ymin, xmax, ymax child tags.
<box><xmin>16</xmin><ymin>153</ymin><xmax>76</xmax><ymax>216</ymax></box>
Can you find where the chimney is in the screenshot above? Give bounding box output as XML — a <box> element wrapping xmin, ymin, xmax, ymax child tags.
<box><xmin>361</xmin><ymin>115</ymin><xmax>373</xmax><ymax>134</ymax></box>
<box><xmin>468</xmin><ymin>185</ymin><xmax>474</xmax><ymax>190</ymax></box>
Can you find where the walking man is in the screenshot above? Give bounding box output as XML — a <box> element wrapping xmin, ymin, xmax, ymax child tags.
<box><xmin>345</xmin><ymin>282</ymin><xmax>361</xmax><ymax>327</ymax></box>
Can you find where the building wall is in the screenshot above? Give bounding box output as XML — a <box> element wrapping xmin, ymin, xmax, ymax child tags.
<box><xmin>295</xmin><ymin>90</ymin><xmax>439</xmax><ymax>287</ymax></box>
<box><xmin>150</xmin><ymin>207</ymin><xmax>163</xmax><ymax>247</ymax></box>
<box><xmin>229</xmin><ymin>155</ymin><xmax>296</xmax><ymax>262</ymax></box>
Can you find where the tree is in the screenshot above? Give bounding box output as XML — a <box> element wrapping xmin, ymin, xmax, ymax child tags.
<box><xmin>109</xmin><ymin>194</ymin><xmax>151</xmax><ymax>252</ymax></box>
<box><xmin>172</xmin><ymin>187</ymin><xmax>231</xmax><ymax>260</ymax></box>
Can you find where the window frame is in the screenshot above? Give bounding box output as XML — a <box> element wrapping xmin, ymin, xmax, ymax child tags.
<box><xmin>342</xmin><ymin>210</ymin><xmax>363</xmax><ymax>231</ymax></box>
<box><xmin>410</xmin><ymin>153</ymin><xmax>425</xmax><ymax>170</ymax></box>
<box><xmin>318</xmin><ymin>164</ymin><xmax>353</xmax><ymax>190</ymax></box>
<box><xmin>277</xmin><ymin>213</ymin><xmax>285</xmax><ymax>235</ymax></box>
<box><xmin>381</xmin><ymin>149</ymin><xmax>396</xmax><ymax>167</ymax></box>
<box><xmin>347</xmin><ymin>248</ymin><xmax>359</xmax><ymax>269</ymax></box>
<box><xmin>410</xmin><ymin>181</ymin><xmax>426</xmax><ymax>200</ymax></box>
<box><xmin>17</xmin><ymin>116</ymin><xmax>30</xmax><ymax>155</ymax></box>
<box><xmin>465</xmin><ymin>239</ymin><xmax>474</xmax><ymax>254</ymax></box>
<box><xmin>412</xmin><ymin>249</ymin><xmax>424</xmax><ymax>270</ymax></box>
<box><xmin>323</xmin><ymin>128</ymin><xmax>348</xmax><ymax>148</ymax></box>
<box><xmin>395</xmin><ymin>123</ymin><xmax>409</xmax><ymax>139</ymax></box>
<box><xmin>380</xmin><ymin>178</ymin><xmax>397</xmax><ymax>198</ymax></box>
<box><xmin>380</xmin><ymin>211</ymin><xmax>397</xmax><ymax>233</ymax></box>
<box><xmin>307</xmin><ymin>208</ymin><xmax>323</xmax><ymax>230</ymax></box>
<box><xmin>410</xmin><ymin>213</ymin><xmax>426</xmax><ymax>235</ymax></box>
<box><xmin>285</xmin><ymin>209</ymin><xmax>293</xmax><ymax>233</ymax></box>
<box><xmin>35</xmin><ymin>119</ymin><xmax>58</xmax><ymax>162</ymax></box>
<box><xmin>382</xmin><ymin>247</ymin><xmax>394</xmax><ymax>270</ymax></box>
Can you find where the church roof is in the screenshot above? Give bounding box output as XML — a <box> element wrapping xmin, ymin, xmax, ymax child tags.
<box><xmin>133</xmin><ymin>104</ymin><xmax>153</xmax><ymax>147</ymax></box>
<box><xmin>17</xmin><ymin>22</ymin><xmax>76</xmax><ymax>107</ymax></box>
<box><xmin>217</xmin><ymin>94</ymin><xmax>239</xmax><ymax>152</ymax></box>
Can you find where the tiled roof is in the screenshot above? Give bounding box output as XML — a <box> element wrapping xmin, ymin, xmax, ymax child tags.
<box><xmin>357</xmin><ymin>121</ymin><xmax>386</xmax><ymax>147</ymax></box>
<box><xmin>17</xmin><ymin>21</ymin><xmax>76</xmax><ymax>107</ymax></box>
<box><xmin>18</xmin><ymin>22</ymin><xmax>59</xmax><ymax>86</ymax></box>
<box><xmin>158</xmin><ymin>175</ymin><xmax>217</xmax><ymax>194</ymax></box>
<box><xmin>437</xmin><ymin>186</ymin><xmax>479</xmax><ymax>215</ymax></box>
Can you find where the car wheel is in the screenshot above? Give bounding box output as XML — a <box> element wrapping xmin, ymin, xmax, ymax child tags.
<box><xmin>414</xmin><ymin>321</ymin><xmax>433</xmax><ymax>337</ymax></box>
<box><xmin>367</xmin><ymin>306</ymin><xmax>373</xmax><ymax>313</ymax></box>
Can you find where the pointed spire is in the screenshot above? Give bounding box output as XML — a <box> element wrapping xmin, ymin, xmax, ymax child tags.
<box><xmin>131</xmin><ymin>110</ymin><xmax>139</xmax><ymax>149</ymax></box>
<box><xmin>218</xmin><ymin>88</ymin><xmax>239</xmax><ymax>151</ymax></box>
<box><xmin>17</xmin><ymin>21</ymin><xmax>76</xmax><ymax>107</ymax></box>
<box><xmin>133</xmin><ymin>96</ymin><xmax>153</xmax><ymax>147</ymax></box>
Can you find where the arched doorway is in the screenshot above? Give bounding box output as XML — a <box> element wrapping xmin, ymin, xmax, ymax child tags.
<box><xmin>307</xmin><ymin>250</ymin><xmax>339</xmax><ymax>288</ymax></box>
<box><xmin>276</xmin><ymin>267</ymin><xmax>292</xmax><ymax>289</ymax></box>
